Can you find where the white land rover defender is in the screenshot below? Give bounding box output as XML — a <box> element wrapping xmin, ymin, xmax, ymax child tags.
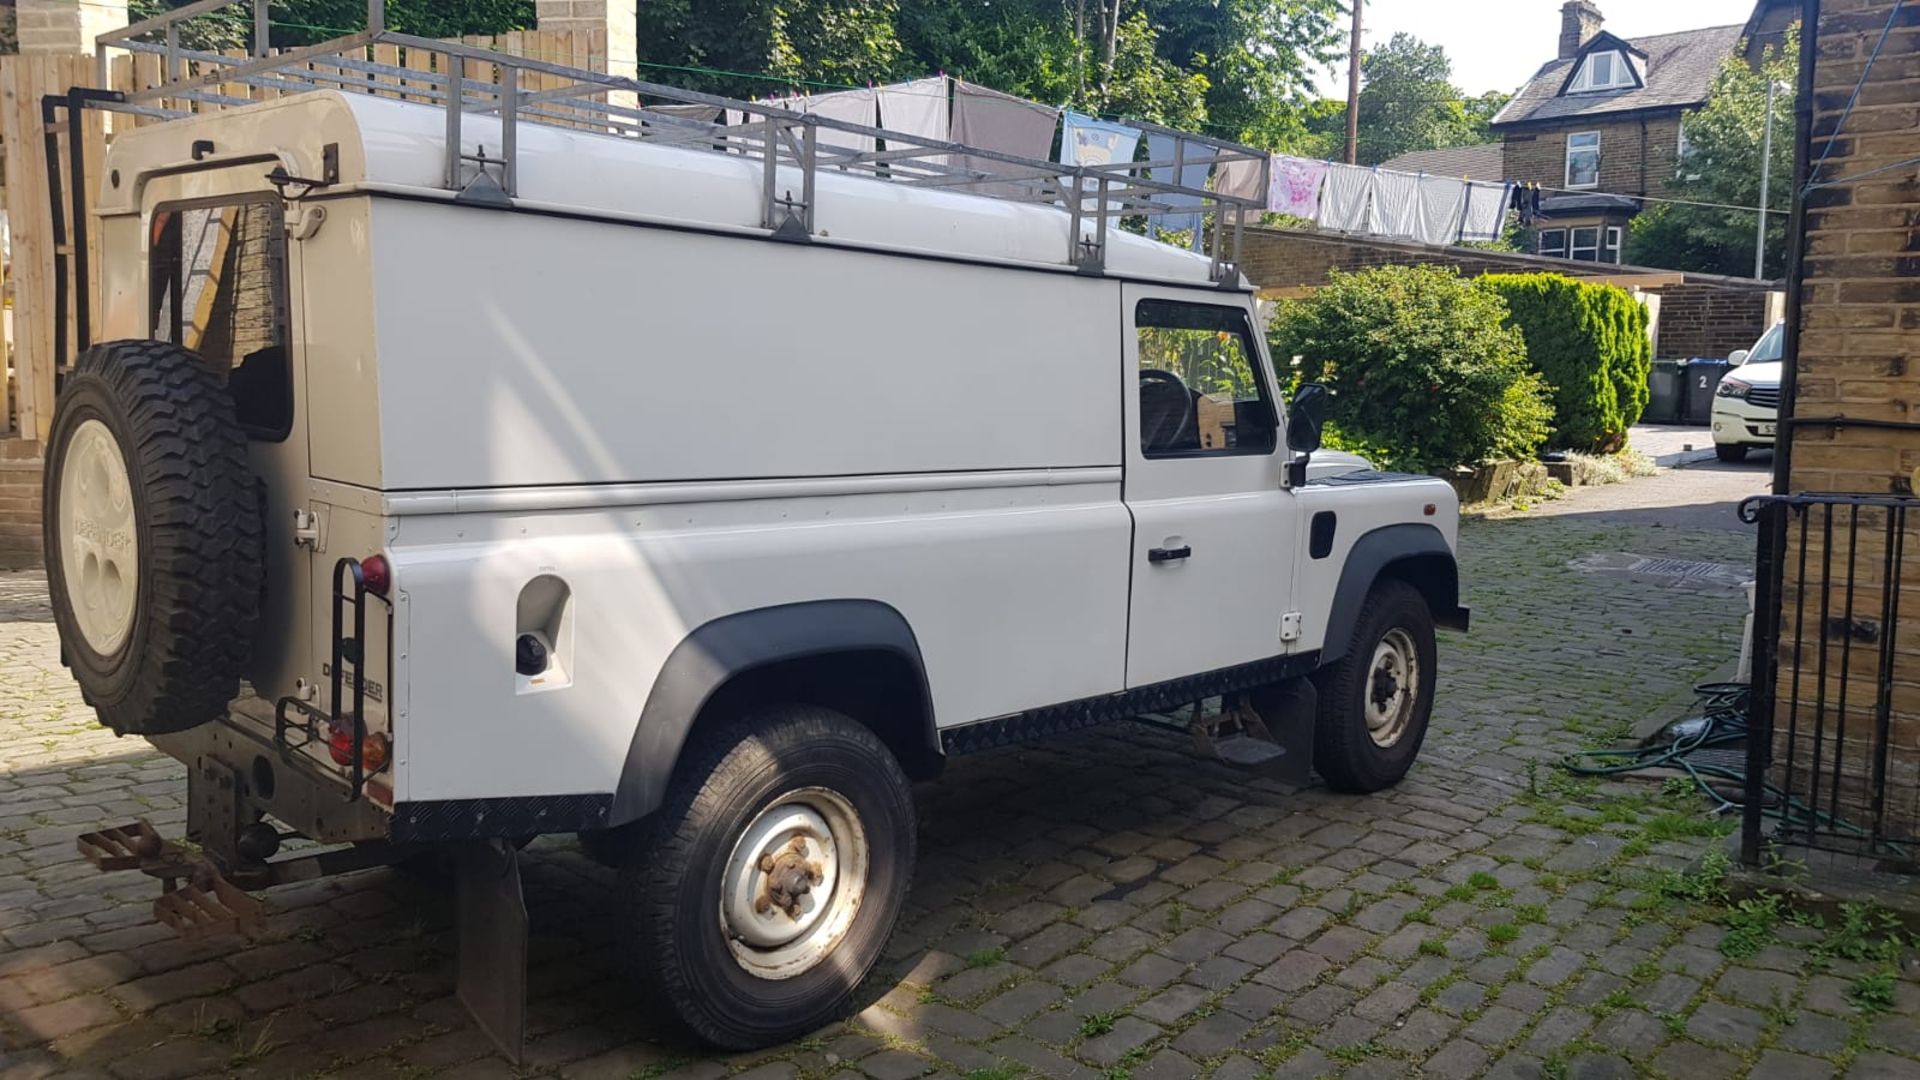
<box><xmin>40</xmin><ymin>5</ymin><xmax>1466</xmax><ymax>1059</ymax></box>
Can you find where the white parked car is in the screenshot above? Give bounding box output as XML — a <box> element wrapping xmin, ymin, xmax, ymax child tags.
<box><xmin>40</xmin><ymin>12</ymin><xmax>1466</xmax><ymax>1060</ymax></box>
<box><xmin>1712</xmin><ymin>321</ymin><xmax>1784</xmax><ymax>462</ymax></box>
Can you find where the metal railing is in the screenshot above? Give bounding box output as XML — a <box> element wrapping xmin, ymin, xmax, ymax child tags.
<box><xmin>88</xmin><ymin>0</ymin><xmax>1269</xmax><ymax>283</ymax></box>
<box><xmin>1742</xmin><ymin>492</ymin><xmax>1920</xmax><ymax>869</ymax></box>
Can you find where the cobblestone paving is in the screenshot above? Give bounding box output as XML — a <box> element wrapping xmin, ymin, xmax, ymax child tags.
<box><xmin>4</xmin><ymin>482</ymin><xmax>1919</xmax><ymax>1079</ymax></box>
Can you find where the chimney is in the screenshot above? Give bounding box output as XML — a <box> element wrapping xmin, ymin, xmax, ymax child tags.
<box><xmin>1559</xmin><ymin>0</ymin><xmax>1605</xmax><ymax>60</ymax></box>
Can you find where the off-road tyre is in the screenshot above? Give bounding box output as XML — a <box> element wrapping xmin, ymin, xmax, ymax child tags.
<box><xmin>620</xmin><ymin>705</ymin><xmax>916</xmax><ymax>1049</ymax></box>
<box><xmin>1313</xmin><ymin>579</ymin><xmax>1437</xmax><ymax>793</ymax></box>
<box><xmin>44</xmin><ymin>340</ymin><xmax>264</xmax><ymax>735</ymax></box>
<box><xmin>1715</xmin><ymin>443</ymin><xmax>1749</xmax><ymax>463</ymax></box>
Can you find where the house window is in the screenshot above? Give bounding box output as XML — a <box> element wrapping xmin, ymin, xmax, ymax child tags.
<box><xmin>1566</xmin><ymin>131</ymin><xmax>1600</xmax><ymax>188</ymax></box>
<box><xmin>1538</xmin><ymin>225</ymin><xmax>1621</xmax><ymax>263</ymax></box>
<box><xmin>1676</xmin><ymin>124</ymin><xmax>1700</xmax><ymax>181</ymax></box>
<box><xmin>1568</xmin><ymin>50</ymin><xmax>1637</xmax><ymax>93</ymax></box>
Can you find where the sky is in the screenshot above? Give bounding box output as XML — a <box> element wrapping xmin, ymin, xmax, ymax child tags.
<box><xmin>1316</xmin><ymin>0</ymin><xmax>1763</xmax><ymax>99</ymax></box>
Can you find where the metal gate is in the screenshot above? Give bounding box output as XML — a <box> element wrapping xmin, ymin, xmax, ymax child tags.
<box><xmin>1742</xmin><ymin>492</ymin><xmax>1920</xmax><ymax>868</ymax></box>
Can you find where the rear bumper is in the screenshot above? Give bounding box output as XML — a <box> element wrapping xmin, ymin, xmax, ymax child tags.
<box><xmin>150</xmin><ymin>709</ymin><xmax>390</xmax><ymax>849</ymax></box>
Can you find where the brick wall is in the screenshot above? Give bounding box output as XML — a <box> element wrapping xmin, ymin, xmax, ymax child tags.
<box><xmin>1501</xmin><ymin>115</ymin><xmax>1686</xmax><ymax>197</ymax></box>
<box><xmin>0</xmin><ymin>443</ymin><xmax>44</xmax><ymax>571</ymax></box>
<box><xmin>1774</xmin><ymin>0</ymin><xmax>1920</xmax><ymax>844</ymax></box>
<box><xmin>1644</xmin><ymin>283</ymin><xmax>1775</xmax><ymax>360</ymax></box>
<box><xmin>1240</xmin><ymin>226</ymin><xmax>1776</xmax><ymax>360</ymax></box>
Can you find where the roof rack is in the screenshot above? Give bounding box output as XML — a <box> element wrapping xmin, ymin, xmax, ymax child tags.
<box><xmin>82</xmin><ymin>0</ymin><xmax>1269</xmax><ymax>284</ymax></box>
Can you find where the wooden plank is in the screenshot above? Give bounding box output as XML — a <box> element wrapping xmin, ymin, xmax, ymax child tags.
<box><xmin>372</xmin><ymin>44</ymin><xmax>400</xmax><ymax>99</ymax></box>
<box><xmin>1</xmin><ymin>55</ymin><xmax>47</xmax><ymax>439</ymax></box>
<box><xmin>403</xmin><ymin>43</ymin><xmax>434</xmax><ymax>105</ymax></box>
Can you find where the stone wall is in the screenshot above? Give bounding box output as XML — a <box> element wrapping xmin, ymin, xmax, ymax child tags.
<box><xmin>14</xmin><ymin>0</ymin><xmax>126</xmax><ymax>55</ymax></box>
<box><xmin>1500</xmin><ymin>114</ymin><xmax>1686</xmax><ymax>198</ymax></box>
<box><xmin>1776</xmin><ymin>0</ymin><xmax>1920</xmax><ymax>844</ymax></box>
<box><xmin>0</xmin><ymin>443</ymin><xmax>44</xmax><ymax>570</ymax></box>
<box><xmin>1240</xmin><ymin>226</ymin><xmax>1778</xmax><ymax>361</ymax></box>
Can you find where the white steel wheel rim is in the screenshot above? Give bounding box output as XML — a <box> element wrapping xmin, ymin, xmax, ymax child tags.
<box><xmin>1365</xmin><ymin>627</ymin><xmax>1419</xmax><ymax>748</ymax></box>
<box><xmin>719</xmin><ymin>786</ymin><xmax>868</xmax><ymax>980</ymax></box>
<box><xmin>59</xmin><ymin>419</ymin><xmax>139</xmax><ymax>656</ymax></box>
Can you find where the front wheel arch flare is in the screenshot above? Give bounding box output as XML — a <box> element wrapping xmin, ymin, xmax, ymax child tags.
<box><xmin>1322</xmin><ymin>524</ymin><xmax>1459</xmax><ymax>664</ymax></box>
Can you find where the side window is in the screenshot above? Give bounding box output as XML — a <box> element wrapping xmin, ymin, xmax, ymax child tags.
<box><xmin>149</xmin><ymin>200</ymin><xmax>292</xmax><ymax>441</ymax></box>
<box><xmin>1135</xmin><ymin>299</ymin><xmax>1276</xmax><ymax>458</ymax></box>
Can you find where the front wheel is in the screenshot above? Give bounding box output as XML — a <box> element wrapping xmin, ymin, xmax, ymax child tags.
<box><xmin>620</xmin><ymin>705</ymin><xmax>916</xmax><ymax>1049</ymax></box>
<box><xmin>1715</xmin><ymin>443</ymin><xmax>1749</xmax><ymax>463</ymax></box>
<box><xmin>1313</xmin><ymin>579</ymin><xmax>1438</xmax><ymax>792</ymax></box>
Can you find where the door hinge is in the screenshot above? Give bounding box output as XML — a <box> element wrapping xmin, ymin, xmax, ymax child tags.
<box><xmin>292</xmin><ymin>507</ymin><xmax>326</xmax><ymax>552</ymax></box>
<box><xmin>1280</xmin><ymin>612</ymin><xmax>1303</xmax><ymax>643</ymax></box>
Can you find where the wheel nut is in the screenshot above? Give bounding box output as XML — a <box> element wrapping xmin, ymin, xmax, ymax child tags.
<box><xmin>789</xmin><ymin>836</ymin><xmax>808</xmax><ymax>854</ymax></box>
<box><xmin>759</xmin><ymin>854</ymin><xmax>775</xmax><ymax>873</ymax></box>
<box><xmin>754</xmin><ymin>895</ymin><xmax>772</xmax><ymax>915</ymax></box>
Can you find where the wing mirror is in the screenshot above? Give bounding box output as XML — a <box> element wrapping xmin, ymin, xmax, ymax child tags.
<box><xmin>1728</xmin><ymin>349</ymin><xmax>1750</xmax><ymax>367</ymax></box>
<box><xmin>1286</xmin><ymin>383</ymin><xmax>1330</xmax><ymax>454</ymax></box>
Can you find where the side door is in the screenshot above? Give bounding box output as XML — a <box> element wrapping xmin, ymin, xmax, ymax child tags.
<box><xmin>1122</xmin><ymin>285</ymin><xmax>1297</xmax><ymax>688</ymax></box>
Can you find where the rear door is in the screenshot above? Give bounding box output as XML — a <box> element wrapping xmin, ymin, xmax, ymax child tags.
<box><xmin>1121</xmin><ymin>285</ymin><xmax>1298</xmax><ymax>687</ymax></box>
<box><xmin>144</xmin><ymin>179</ymin><xmax>310</xmax><ymax>704</ymax></box>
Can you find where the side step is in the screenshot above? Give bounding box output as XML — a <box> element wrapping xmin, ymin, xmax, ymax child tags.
<box><xmin>76</xmin><ymin>819</ymin><xmax>262</xmax><ymax>940</ymax></box>
<box><xmin>1134</xmin><ymin>683</ymin><xmax>1318</xmax><ymax>787</ymax></box>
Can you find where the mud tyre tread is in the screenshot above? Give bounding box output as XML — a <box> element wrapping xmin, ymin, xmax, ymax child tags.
<box><xmin>44</xmin><ymin>339</ymin><xmax>264</xmax><ymax>735</ymax></box>
<box><xmin>1312</xmin><ymin>579</ymin><xmax>1437</xmax><ymax>793</ymax></box>
<box><xmin>619</xmin><ymin>705</ymin><xmax>916</xmax><ymax>1049</ymax></box>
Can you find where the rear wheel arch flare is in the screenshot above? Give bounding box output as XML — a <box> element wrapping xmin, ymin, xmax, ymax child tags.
<box><xmin>611</xmin><ymin>600</ymin><xmax>938</xmax><ymax>827</ymax></box>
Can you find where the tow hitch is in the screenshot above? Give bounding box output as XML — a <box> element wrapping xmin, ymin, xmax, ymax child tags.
<box><xmin>76</xmin><ymin>819</ymin><xmax>263</xmax><ymax>939</ymax></box>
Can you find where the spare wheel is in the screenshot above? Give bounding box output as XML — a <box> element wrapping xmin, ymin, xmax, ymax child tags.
<box><xmin>44</xmin><ymin>339</ymin><xmax>265</xmax><ymax>735</ymax></box>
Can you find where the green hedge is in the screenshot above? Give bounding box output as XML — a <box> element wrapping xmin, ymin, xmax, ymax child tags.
<box><xmin>1479</xmin><ymin>273</ymin><xmax>1652</xmax><ymax>452</ymax></box>
<box><xmin>1268</xmin><ymin>266</ymin><xmax>1552</xmax><ymax>472</ymax></box>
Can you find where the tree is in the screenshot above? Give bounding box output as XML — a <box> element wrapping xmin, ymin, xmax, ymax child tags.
<box><xmin>1137</xmin><ymin>0</ymin><xmax>1347</xmax><ymax>145</ymax></box>
<box><xmin>1352</xmin><ymin>32</ymin><xmax>1496</xmax><ymax>165</ymax></box>
<box><xmin>1625</xmin><ymin>30</ymin><xmax>1797</xmax><ymax>278</ymax></box>
<box><xmin>126</xmin><ymin>0</ymin><xmax>536</xmax><ymax>51</ymax></box>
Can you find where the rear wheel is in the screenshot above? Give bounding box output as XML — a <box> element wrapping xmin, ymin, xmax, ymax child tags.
<box><xmin>44</xmin><ymin>340</ymin><xmax>263</xmax><ymax>735</ymax></box>
<box><xmin>1313</xmin><ymin>579</ymin><xmax>1437</xmax><ymax>793</ymax></box>
<box><xmin>1715</xmin><ymin>443</ymin><xmax>1749</xmax><ymax>463</ymax></box>
<box><xmin>620</xmin><ymin>706</ymin><xmax>916</xmax><ymax>1049</ymax></box>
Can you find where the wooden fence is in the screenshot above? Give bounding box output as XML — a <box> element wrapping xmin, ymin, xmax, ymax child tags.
<box><xmin>0</xmin><ymin>30</ymin><xmax>609</xmax><ymax>442</ymax></box>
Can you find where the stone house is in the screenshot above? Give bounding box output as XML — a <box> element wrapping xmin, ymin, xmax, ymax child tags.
<box><xmin>1488</xmin><ymin>0</ymin><xmax>1791</xmax><ymax>266</ymax></box>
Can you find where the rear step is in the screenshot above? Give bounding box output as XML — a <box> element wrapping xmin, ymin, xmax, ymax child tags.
<box><xmin>76</xmin><ymin>819</ymin><xmax>262</xmax><ymax>940</ymax></box>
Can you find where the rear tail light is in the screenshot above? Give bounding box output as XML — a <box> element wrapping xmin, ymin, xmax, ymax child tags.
<box><xmin>360</xmin><ymin>554</ymin><xmax>393</xmax><ymax>596</ymax></box>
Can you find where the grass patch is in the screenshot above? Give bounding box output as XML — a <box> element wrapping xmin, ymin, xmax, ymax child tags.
<box><xmin>1488</xmin><ymin>923</ymin><xmax>1520</xmax><ymax>945</ymax></box>
<box><xmin>1079</xmin><ymin>1012</ymin><xmax>1119</xmax><ymax>1037</ymax></box>
<box><xmin>965</xmin><ymin>947</ymin><xmax>1007</xmax><ymax>969</ymax></box>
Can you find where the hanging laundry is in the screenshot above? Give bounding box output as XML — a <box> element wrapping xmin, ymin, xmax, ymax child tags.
<box><xmin>1213</xmin><ymin>155</ymin><xmax>1268</xmax><ymax>203</ymax></box>
<box><xmin>1144</xmin><ymin>133</ymin><xmax>1210</xmax><ymax>248</ymax></box>
<box><xmin>949</xmin><ymin>80</ymin><xmax>1060</xmax><ymax>195</ymax></box>
<box><xmin>878</xmin><ymin>76</ymin><xmax>950</xmax><ymax>145</ymax></box>
<box><xmin>1412</xmin><ymin>175</ymin><xmax>1467</xmax><ymax>245</ymax></box>
<box><xmin>794</xmin><ymin>88</ymin><xmax>878</xmax><ymax>156</ymax></box>
<box><xmin>1316</xmin><ymin>162</ymin><xmax>1375</xmax><ymax>232</ymax></box>
<box><xmin>1459</xmin><ymin>181</ymin><xmax>1513</xmax><ymax>242</ymax></box>
<box><xmin>1367</xmin><ymin>168</ymin><xmax>1420</xmax><ymax>238</ymax></box>
<box><xmin>1060</xmin><ymin>111</ymin><xmax>1140</xmax><ymax>170</ymax></box>
<box><xmin>1267</xmin><ymin>156</ymin><xmax>1328</xmax><ymax>219</ymax></box>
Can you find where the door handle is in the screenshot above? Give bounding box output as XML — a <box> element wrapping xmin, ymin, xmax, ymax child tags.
<box><xmin>1148</xmin><ymin>545</ymin><xmax>1192</xmax><ymax>564</ymax></box>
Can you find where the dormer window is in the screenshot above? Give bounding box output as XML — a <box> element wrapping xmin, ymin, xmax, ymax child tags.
<box><xmin>1568</xmin><ymin>50</ymin><xmax>1638</xmax><ymax>92</ymax></box>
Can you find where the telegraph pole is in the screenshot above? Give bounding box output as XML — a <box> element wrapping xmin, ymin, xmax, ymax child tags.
<box><xmin>1344</xmin><ymin>0</ymin><xmax>1363</xmax><ymax>164</ymax></box>
<box><xmin>1754</xmin><ymin>78</ymin><xmax>1780</xmax><ymax>279</ymax></box>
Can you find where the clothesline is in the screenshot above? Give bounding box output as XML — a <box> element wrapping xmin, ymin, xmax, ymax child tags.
<box><xmin>717</xmin><ymin>76</ymin><xmax>1510</xmax><ymax>249</ymax></box>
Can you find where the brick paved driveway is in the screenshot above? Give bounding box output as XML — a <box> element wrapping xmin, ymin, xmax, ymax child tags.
<box><xmin>4</xmin><ymin>470</ymin><xmax>1918</xmax><ymax>1080</ymax></box>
